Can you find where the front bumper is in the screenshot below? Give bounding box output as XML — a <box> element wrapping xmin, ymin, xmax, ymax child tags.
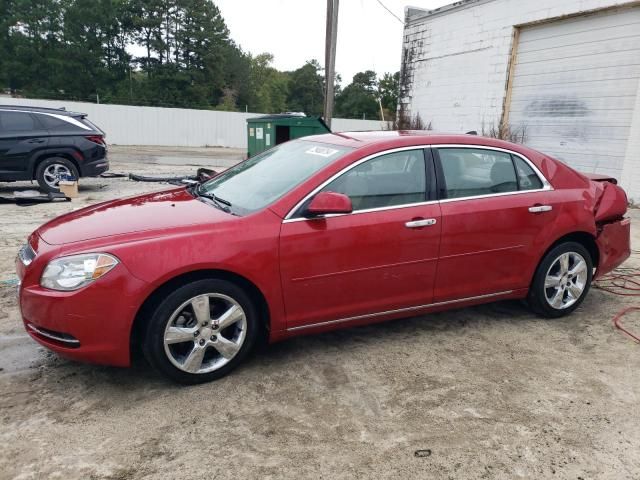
<box><xmin>17</xmin><ymin>252</ymin><xmax>147</xmax><ymax>367</ymax></box>
<box><xmin>595</xmin><ymin>217</ymin><xmax>631</xmax><ymax>278</ymax></box>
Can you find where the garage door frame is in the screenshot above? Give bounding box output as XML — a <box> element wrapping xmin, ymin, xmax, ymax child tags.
<box><xmin>500</xmin><ymin>2</ymin><xmax>640</xmax><ymax>130</ymax></box>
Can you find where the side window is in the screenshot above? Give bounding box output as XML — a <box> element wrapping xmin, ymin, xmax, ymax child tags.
<box><xmin>513</xmin><ymin>156</ymin><xmax>543</xmax><ymax>190</ymax></box>
<box><xmin>0</xmin><ymin>111</ymin><xmax>37</xmax><ymax>132</ymax></box>
<box><xmin>438</xmin><ymin>148</ymin><xmax>518</xmax><ymax>199</ymax></box>
<box><xmin>37</xmin><ymin>114</ymin><xmax>79</xmax><ymax>131</ymax></box>
<box><xmin>321</xmin><ymin>149</ymin><xmax>427</xmax><ymax>211</ymax></box>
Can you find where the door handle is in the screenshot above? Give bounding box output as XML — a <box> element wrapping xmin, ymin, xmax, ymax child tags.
<box><xmin>27</xmin><ymin>139</ymin><xmax>45</xmax><ymax>143</ymax></box>
<box><xmin>528</xmin><ymin>205</ymin><xmax>553</xmax><ymax>213</ymax></box>
<box><xmin>405</xmin><ymin>218</ymin><xmax>437</xmax><ymax>228</ymax></box>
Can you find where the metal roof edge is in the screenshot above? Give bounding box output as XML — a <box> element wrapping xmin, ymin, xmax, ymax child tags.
<box><xmin>405</xmin><ymin>0</ymin><xmax>496</xmax><ymax>24</ymax></box>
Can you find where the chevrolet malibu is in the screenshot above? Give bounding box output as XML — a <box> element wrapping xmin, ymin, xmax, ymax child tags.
<box><xmin>16</xmin><ymin>132</ymin><xmax>631</xmax><ymax>383</ymax></box>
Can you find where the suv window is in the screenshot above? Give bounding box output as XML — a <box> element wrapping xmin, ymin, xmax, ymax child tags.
<box><xmin>320</xmin><ymin>149</ymin><xmax>427</xmax><ymax>211</ymax></box>
<box><xmin>438</xmin><ymin>148</ymin><xmax>526</xmax><ymax>199</ymax></box>
<box><xmin>0</xmin><ymin>111</ymin><xmax>37</xmax><ymax>132</ymax></box>
<box><xmin>36</xmin><ymin>113</ymin><xmax>80</xmax><ymax>131</ymax></box>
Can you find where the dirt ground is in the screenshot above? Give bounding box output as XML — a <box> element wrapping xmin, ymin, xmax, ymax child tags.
<box><xmin>0</xmin><ymin>146</ymin><xmax>639</xmax><ymax>480</ymax></box>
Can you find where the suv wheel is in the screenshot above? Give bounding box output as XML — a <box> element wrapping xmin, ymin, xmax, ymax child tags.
<box><xmin>35</xmin><ymin>157</ymin><xmax>78</xmax><ymax>193</ymax></box>
<box><xmin>528</xmin><ymin>242</ymin><xmax>593</xmax><ymax>318</ymax></box>
<box><xmin>142</xmin><ymin>279</ymin><xmax>260</xmax><ymax>384</ymax></box>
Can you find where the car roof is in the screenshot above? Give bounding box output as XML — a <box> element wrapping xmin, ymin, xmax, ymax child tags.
<box><xmin>310</xmin><ymin>130</ymin><xmax>544</xmax><ymax>156</ymax></box>
<box><xmin>311</xmin><ymin>130</ymin><xmax>508</xmax><ymax>148</ymax></box>
<box><xmin>0</xmin><ymin>105</ymin><xmax>86</xmax><ymax>117</ymax></box>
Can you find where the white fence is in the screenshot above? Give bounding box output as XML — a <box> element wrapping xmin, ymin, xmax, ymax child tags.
<box><xmin>0</xmin><ymin>97</ymin><xmax>385</xmax><ymax>148</ymax></box>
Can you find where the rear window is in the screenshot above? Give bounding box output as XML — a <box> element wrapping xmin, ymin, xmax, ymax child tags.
<box><xmin>439</xmin><ymin>148</ymin><xmax>518</xmax><ymax>199</ymax></box>
<box><xmin>0</xmin><ymin>111</ymin><xmax>37</xmax><ymax>132</ymax></box>
<box><xmin>438</xmin><ymin>148</ymin><xmax>544</xmax><ymax>199</ymax></box>
<box><xmin>513</xmin><ymin>156</ymin><xmax>543</xmax><ymax>190</ymax></box>
<box><xmin>79</xmin><ymin>117</ymin><xmax>103</xmax><ymax>133</ymax></box>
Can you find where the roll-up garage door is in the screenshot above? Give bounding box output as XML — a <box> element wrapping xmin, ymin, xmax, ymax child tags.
<box><xmin>508</xmin><ymin>7</ymin><xmax>640</xmax><ymax>178</ymax></box>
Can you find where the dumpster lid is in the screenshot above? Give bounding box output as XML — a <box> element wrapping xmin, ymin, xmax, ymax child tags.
<box><xmin>247</xmin><ymin>114</ymin><xmax>331</xmax><ymax>132</ymax></box>
<box><xmin>248</xmin><ymin>114</ymin><xmax>306</xmax><ymax>121</ymax></box>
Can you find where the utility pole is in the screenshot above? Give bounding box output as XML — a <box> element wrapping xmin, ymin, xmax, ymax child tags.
<box><xmin>378</xmin><ymin>97</ymin><xmax>385</xmax><ymax>122</ymax></box>
<box><xmin>323</xmin><ymin>0</ymin><xmax>339</xmax><ymax>129</ymax></box>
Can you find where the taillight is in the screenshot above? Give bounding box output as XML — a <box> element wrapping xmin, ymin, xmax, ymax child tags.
<box><xmin>85</xmin><ymin>135</ymin><xmax>105</xmax><ymax>146</ymax></box>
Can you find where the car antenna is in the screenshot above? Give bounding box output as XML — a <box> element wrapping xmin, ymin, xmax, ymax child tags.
<box><xmin>466</xmin><ymin>130</ymin><xmax>478</xmax><ymax>135</ymax></box>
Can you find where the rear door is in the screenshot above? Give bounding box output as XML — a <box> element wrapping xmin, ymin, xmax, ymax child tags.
<box><xmin>279</xmin><ymin>147</ymin><xmax>441</xmax><ymax>329</ymax></box>
<box><xmin>0</xmin><ymin>111</ymin><xmax>49</xmax><ymax>176</ymax></box>
<box><xmin>433</xmin><ymin>146</ymin><xmax>558</xmax><ymax>302</ymax></box>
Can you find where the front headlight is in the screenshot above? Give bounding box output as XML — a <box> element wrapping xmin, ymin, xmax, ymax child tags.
<box><xmin>41</xmin><ymin>253</ymin><xmax>119</xmax><ymax>291</ymax></box>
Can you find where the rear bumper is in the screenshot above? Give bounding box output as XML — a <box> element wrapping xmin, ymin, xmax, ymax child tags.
<box><xmin>594</xmin><ymin>217</ymin><xmax>631</xmax><ymax>279</ymax></box>
<box><xmin>80</xmin><ymin>156</ymin><xmax>109</xmax><ymax>177</ymax></box>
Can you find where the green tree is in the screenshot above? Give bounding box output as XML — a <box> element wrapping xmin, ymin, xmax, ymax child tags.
<box><xmin>246</xmin><ymin>53</ymin><xmax>288</xmax><ymax>113</ymax></box>
<box><xmin>287</xmin><ymin>59</ymin><xmax>324</xmax><ymax>116</ymax></box>
<box><xmin>0</xmin><ymin>0</ymin><xmax>386</xmax><ymax>114</ymax></box>
<box><xmin>335</xmin><ymin>70</ymin><xmax>379</xmax><ymax>120</ymax></box>
<box><xmin>130</xmin><ymin>0</ymin><xmax>164</xmax><ymax>72</ymax></box>
<box><xmin>379</xmin><ymin>71</ymin><xmax>399</xmax><ymax>120</ymax></box>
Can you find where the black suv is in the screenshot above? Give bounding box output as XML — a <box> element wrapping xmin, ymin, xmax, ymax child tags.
<box><xmin>0</xmin><ymin>105</ymin><xmax>109</xmax><ymax>192</ymax></box>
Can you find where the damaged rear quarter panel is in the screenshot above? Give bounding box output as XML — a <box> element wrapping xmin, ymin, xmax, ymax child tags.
<box><xmin>535</xmin><ymin>153</ymin><xmax>630</xmax><ymax>276</ymax></box>
<box><xmin>595</xmin><ymin>218</ymin><xmax>631</xmax><ymax>278</ymax></box>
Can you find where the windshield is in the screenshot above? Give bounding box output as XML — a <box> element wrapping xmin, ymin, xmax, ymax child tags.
<box><xmin>198</xmin><ymin>140</ymin><xmax>352</xmax><ymax>215</ymax></box>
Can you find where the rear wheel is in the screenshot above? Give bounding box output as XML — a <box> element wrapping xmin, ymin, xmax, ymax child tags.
<box><xmin>35</xmin><ymin>157</ymin><xmax>78</xmax><ymax>193</ymax></box>
<box><xmin>142</xmin><ymin>279</ymin><xmax>259</xmax><ymax>384</ymax></box>
<box><xmin>528</xmin><ymin>242</ymin><xmax>593</xmax><ymax>318</ymax></box>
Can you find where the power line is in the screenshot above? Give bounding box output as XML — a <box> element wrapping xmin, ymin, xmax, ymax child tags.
<box><xmin>375</xmin><ymin>0</ymin><xmax>404</xmax><ymax>25</ymax></box>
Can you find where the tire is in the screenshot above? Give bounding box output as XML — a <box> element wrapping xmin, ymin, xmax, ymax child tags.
<box><xmin>35</xmin><ymin>157</ymin><xmax>79</xmax><ymax>193</ymax></box>
<box><xmin>142</xmin><ymin>279</ymin><xmax>259</xmax><ymax>384</ymax></box>
<box><xmin>527</xmin><ymin>241</ymin><xmax>593</xmax><ymax>318</ymax></box>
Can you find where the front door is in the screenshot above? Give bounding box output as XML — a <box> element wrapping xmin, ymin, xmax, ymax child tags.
<box><xmin>279</xmin><ymin>148</ymin><xmax>442</xmax><ymax>329</ymax></box>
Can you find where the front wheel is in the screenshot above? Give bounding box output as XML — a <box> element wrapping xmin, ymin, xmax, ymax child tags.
<box><xmin>528</xmin><ymin>242</ymin><xmax>593</xmax><ymax>318</ymax></box>
<box><xmin>142</xmin><ymin>279</ymin><xmax>259</xmax><ymax>384</ymax></box>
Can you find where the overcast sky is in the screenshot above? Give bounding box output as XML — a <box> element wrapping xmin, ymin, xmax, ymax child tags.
<box><xmin>214</xmin><ymin>0</ymin><xmax>451</xmax><ymax>84</ymax></box>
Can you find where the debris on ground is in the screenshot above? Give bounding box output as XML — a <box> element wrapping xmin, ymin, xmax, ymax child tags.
<box><xmin>0</xmin><ymin>277</ymin><xmax>19</xmax><ymax>288</ymax></box>
<box><xmin>99</xmin><ymin>172</ymin><xmax>128</xmax><ymax>178</ymax></box>
<box><xmin>0</xmin><ymin>191</ymin><xmax>70</xmax><ymax>206</ymax></box>
<box><xmin>127</xmin><ymin>167</ymin><xmax>218</xmax><ymax>184</ymax></box>
<box><xmin>594</xmin><ymin>256</ymin><xmax>640</xmax><ymax>343</ymax></box>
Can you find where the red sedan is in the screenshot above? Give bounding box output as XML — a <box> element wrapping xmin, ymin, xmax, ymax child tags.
<box><xmin>16</xmin><ymin>132</ymin><xmax>631</xmax><ymax>383</ymax></box>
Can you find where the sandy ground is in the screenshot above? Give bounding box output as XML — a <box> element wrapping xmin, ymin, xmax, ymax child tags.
<box><xmin>0</xmin><ymin>146</ymin><xmax>639</xmax><ymax>480</ymax></box>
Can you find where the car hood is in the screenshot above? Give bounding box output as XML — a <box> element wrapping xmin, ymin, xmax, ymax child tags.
<box><xmin>38</xmin><ymin>188</ymin><xmax>232</xmax><ymax>245</ymax></box>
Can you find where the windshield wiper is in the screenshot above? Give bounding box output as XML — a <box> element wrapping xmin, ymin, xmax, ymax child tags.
<box><xmin>194</xmin><ymin>184</ymin><xmax>233</xmax><ymax>212</ymax></box>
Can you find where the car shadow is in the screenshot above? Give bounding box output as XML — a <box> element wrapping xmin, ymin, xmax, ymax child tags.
<box><xmin>249</xmin><ymin>299</ymin><xmax>536</xmax><ymax>365</ymax></box>
<box><xmin>7</xmin><ymin>297</ymin><xmax>568</xmax><ymax>399</ymax></box>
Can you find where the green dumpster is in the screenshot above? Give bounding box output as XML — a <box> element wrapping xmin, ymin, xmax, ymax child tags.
<box><xmin>247</xmin><ymin>114</ymin><xmax>331</xmax><ymax>157</ymax></box>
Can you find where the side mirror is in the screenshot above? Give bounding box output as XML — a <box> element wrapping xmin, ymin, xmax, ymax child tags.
<box><xmin>306</xmin><ymin>191</ymin><xmax>353</xmax><ymax>217</ymax></box>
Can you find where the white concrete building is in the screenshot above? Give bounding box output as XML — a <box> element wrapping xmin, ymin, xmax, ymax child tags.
<box><xmin>400</xmin><ymin>0</ymin><xmax>640</xmax><ymax>199</ymax></box>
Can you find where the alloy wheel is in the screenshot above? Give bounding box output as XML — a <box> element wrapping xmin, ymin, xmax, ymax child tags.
<box><xmin>543</xmin><ymin>251</ymin><xmax>588</xmax><ymax>310</ymax></box>
<box><xmin>163</xmin><ymin>293</ymin><xmax>247</xmax><ymax>374</ymax></box>
<box><xmin>43</xmin><ymin>163</ymin><xmax>72</xmax><ymax>188</ymax></box>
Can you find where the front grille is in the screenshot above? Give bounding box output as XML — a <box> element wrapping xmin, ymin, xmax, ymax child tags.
<box><xmin>18</xmin><ymin>244</ymin><xmax>36</xmax><ymax>266</ymax></box>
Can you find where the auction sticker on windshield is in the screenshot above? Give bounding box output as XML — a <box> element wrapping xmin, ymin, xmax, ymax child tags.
<box><xmin>305</xmin><ymin>146</ymin><xmax>340</xmax><ymax>157</ymax></box>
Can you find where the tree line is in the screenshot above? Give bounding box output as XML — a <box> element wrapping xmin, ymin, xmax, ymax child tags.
<box><xmin>0</xmin><ymin>0</ymin><xmax>399</xmax><ymax>119</ymax></box>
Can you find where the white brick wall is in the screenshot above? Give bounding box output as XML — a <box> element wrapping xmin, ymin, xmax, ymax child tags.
<box><xmin>401</xmin><ymin>0</ymin><xmax>640</xmax><ymax>199</ymax></box>
<box><xmin>623</xmin><ymin>76</ymin><xmax>640</xmax><ymax>202</ymax></box>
